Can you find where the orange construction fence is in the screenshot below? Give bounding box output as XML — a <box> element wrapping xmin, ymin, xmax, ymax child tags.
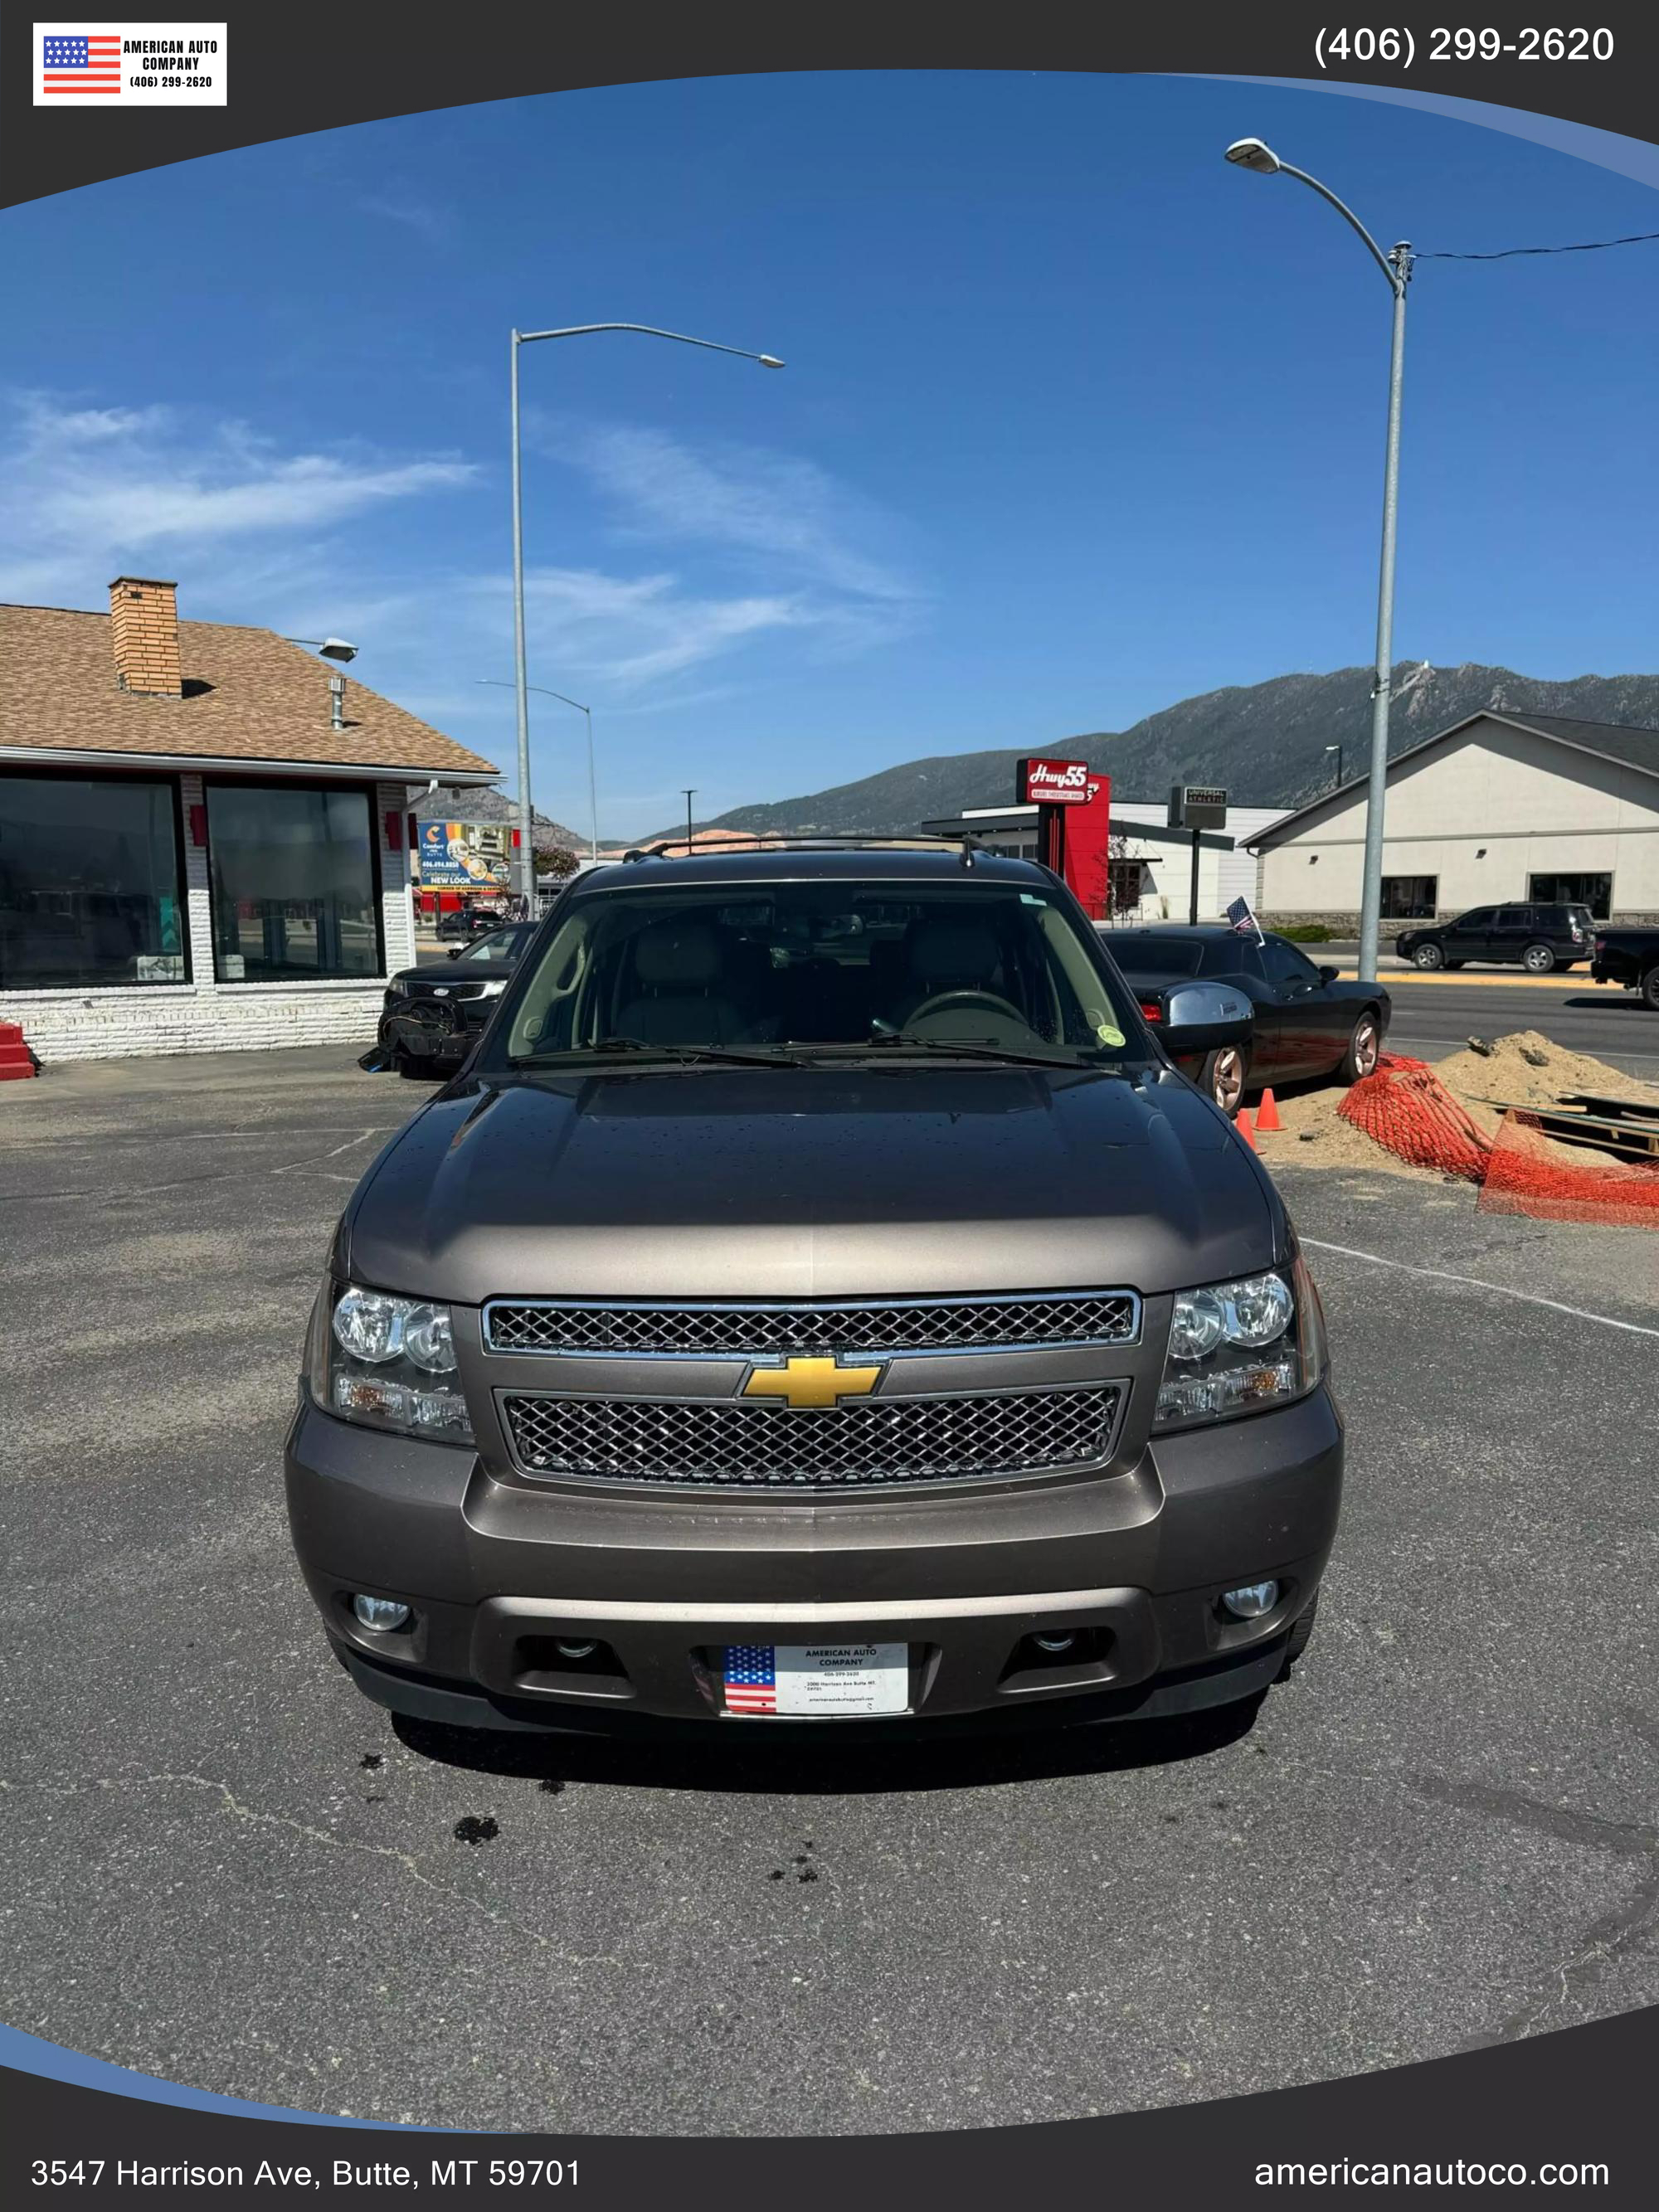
<box><xmin>1336</xmin><ymin>1053</ymin><xmax>1659</xmax><ymax>1228</ymax></box>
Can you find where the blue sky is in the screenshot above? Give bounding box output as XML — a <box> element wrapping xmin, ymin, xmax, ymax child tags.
<box><xmin>2</xmin><ymin>71</ymin><xmax>1657</xmax><ymax>836</ymax></box>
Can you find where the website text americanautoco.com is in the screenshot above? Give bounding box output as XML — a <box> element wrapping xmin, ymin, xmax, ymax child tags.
<box><xmin>1255</xmin><ymin>2157</ymin><xmax>1609</xmax><ymax>2188</ymax></box>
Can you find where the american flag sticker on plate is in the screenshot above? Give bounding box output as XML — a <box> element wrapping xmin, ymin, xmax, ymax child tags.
<box><xmin>33</xmin><ymin>22</ymin><xmax>229</xmax><ymax>105</ymax></box>
<box><xmin>723</xmin><ymin>1643</ymin><xmax>910</xmax><ymax>1718</ymax></box>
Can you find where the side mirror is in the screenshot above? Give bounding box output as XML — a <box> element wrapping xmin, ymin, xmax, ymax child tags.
<box><xmin>447</xmin><ymin>945</ymin><xmax>465</xmax><ymax>960</ymax></box>
<box><xmin>1159</xmin><ymin>980</ymin><xmax>1253</xmax><ymax>1053</ymax></box>
<box><xmin>1317</xmin><ymin>964</ymin><xmax>1340</xmax><ymax>984</ymax></box>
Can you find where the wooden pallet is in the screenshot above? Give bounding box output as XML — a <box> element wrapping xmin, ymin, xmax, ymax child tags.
<box><xmin>1491</xmin><ymin>1100</ymin><xmax>1659</xmax><ymax>1161</ymax></box>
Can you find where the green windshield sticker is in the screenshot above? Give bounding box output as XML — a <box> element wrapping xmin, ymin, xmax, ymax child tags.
<box><xmin>1096</xmin><ymin>1021</ymin><xmax>1126</xmax><ymax>1047</ymax></box>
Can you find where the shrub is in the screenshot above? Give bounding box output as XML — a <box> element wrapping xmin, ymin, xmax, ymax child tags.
<box><xmin>1276</xmin><ymin>922</ymin><xmax>1331</xmax><ymax>943</ymax></box>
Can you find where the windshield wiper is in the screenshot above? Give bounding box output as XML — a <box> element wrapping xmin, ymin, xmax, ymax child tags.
<box><xmin>510</xmin><ymin>1035</ymin><xmax>809</xmax><ymax>1069</ymax></box>
<box><xmin>853</xmin><ymin>1033</ymin><xmax>1117</xmax><ymax>1071</ymax></box>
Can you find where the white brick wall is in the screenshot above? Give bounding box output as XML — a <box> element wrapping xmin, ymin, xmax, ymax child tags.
<box><xmin>1</xmin><ymin>780</ymin><xmax>420</xmax><ymax>1065</ymax></box>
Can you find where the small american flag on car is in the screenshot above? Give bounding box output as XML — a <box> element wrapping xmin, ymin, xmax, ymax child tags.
<box><xmin>1226</xmin><ymin>895</ymin><xmax>1266</xmax><ymax>945</ymax></box>
<box><xmin>41</xmin><ymin>32</ymin><xmax>123</xmax><ymax>91</ymax></box>
<box><xmin>723</xmin><ymin>1645</ymin><xmax>776</xmax><ymax>1714</ymax></box>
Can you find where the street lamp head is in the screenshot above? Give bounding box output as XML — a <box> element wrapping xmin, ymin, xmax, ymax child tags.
<box><xmin>317</xmin><ymin>637</ymin><xmax>358</xmax><ymax>663</ymax></box>
<box><xmin>1224</xmin><ymin>138</ymin><xmax>1282</xmax><ymax>175</ymax></box>
<box><xmin>757</xmin><ymin>355</ymin><xmax>786</xmax><ymax>369</ymax></box>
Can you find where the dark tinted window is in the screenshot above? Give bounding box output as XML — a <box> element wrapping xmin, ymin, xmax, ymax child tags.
<box><xmin>499</xmin><ymin>881</ymin><xmax>1143</xmax><ymax>1066</ymax></box>
<box><xmin>207</xmin><ymin>785</ymin><xmax>380</xmax><ymax>982</ymax></box>
<box><xmin>1452</xmin><ymin>908</ymin><xmax>1495</xmax><ymax>931</ymax></box>
<box><xmin>1107</xmin><ymin>935</ymin><xmax>1204</xmax><ymax>978</ymax></box>
<box><xmin>1262</xmin><ymin>937</ymin><xmax>1322</xmax><ymax>992</ymax></box>
<box><xmin>0</xmin><ymin>773</ymin><xmax>186</xmax><ymax>990</ymax></box>
<box><xmin>1494</xmin><ymin>907</ymin><xmax>1531</xmax><ymax>932</ymax></box>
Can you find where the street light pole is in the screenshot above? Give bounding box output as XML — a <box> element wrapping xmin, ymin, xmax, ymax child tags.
<box><xmin>508</xmin><ymin>323</ymin><xmax>785</xmax><ymax>909</ymax></box>
<box><xmin>1224</xmin><ymin>140</ymin><xmax>1411</xmax><ymax>985</ymax></box>
<box><xmin>478</xmin><ymin>680</ymin><xmax>599</xmax><ymax>863</ymax></box>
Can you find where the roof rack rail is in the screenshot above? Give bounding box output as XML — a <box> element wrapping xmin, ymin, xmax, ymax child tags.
<box><xmin>620</xmin><ymin>831</ymin><xmax>985</xmax><ymax>863</ymax></box>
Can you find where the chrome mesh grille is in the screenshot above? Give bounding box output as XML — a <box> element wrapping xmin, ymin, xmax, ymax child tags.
<box><xmin>484</xmin><ymin>1292</ymin><xmax>1137</xmax><ymax>1357</ymax></box>
<box><xmin>501</xmin><ymin>1386</ymin><xmax>1121</xmax><ymax>1489</ymax></box>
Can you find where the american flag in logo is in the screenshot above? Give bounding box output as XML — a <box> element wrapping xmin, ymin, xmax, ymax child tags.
<box><xmin>41</xmin><ymin>32</ymin><xmax>123</xmax><ymax>92</ymax></box>
<box><xmin>723</xmin><ymin>1645</ymin><xmax>776</xmax><ymax>1714</ymax></box>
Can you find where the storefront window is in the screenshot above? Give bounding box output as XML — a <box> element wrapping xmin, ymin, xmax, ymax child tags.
<box><xmin>207</xmin><ymin>783</ymin><xmax>381</xmax><ymax>982</ymax></box>
<box><xmin>1528</xmin><ymin>871</ymin><xmax>1612</xmax><ymax>920</ymax></box>
<box><xmin>0</xmin><ymin>773</ymin><xmax>186</xmax><ymax>989</ymax></box>
<box><xmin>1380</xmin><ymin>874</ymin><xmax>1438</xmax><ymax>919</ymax></box>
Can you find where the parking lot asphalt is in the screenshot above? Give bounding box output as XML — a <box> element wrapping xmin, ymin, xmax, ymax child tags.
<box><xmin>2</xmin><ymin>1046</ymin><xmax>1657</xmax><ymax>2136</ymax></box>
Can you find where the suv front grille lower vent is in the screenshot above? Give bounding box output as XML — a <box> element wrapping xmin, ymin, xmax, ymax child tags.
<box><xmin>484</xmin><ymin>1292</ymin><xmax>1138</xmax><ymax>1358</ymax></box>
<box><xmin>500</xmin><ymin>1386</ymin><xmax>1123</xmax><ymax>1490</ymax></box>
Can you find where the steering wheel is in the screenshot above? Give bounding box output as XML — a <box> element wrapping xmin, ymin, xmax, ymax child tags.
<box><xmin>903</xmin><ymin>987</ymin><xmax>1028</xmax><ymax>1028</ymax></box>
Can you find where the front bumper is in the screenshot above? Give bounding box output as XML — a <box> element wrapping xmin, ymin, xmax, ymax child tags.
<box><xmin>285</xmin><ymin>1384</ymin><xmax>1342</xmax><ymax>1733</ymax></box>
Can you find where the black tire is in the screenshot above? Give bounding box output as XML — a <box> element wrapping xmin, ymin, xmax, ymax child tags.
<box><xmin>397</xmin><ymin>1053</ymin><xmax>434</xmax><ymax>1080</ymax></box>
<box><xmin>1199</xmin><ymin>1043</ymin><xmax>1248</xmax><ymax>1115</ymax></box>
<box><xmin>1445</xmin><ymin>960</ymin><xmax>1465</xmax><ymax>970</ymax></box>
<box><xmin>1340</xmin><ymin>1009</ymin><xmax>1383</xmax><ymax>1084</ymax></box>
<box><xmin>1277</xmin><ymin>1593</ymin><xmax>1319</xmax><ymax>1679</ymax></box>
<box><xmin>1643</xmin><ymin>966</ymin><xmax>1659</xmax><ymax>1013</ymax></box>
<box><xmin>1522</xmin><ymin>942</ymin><xmax>1556</xmax><ymax>975</ymax></box>
<box><xmin>1412</xmin><ymin>941</ymin><xmax>1444</xmax><ymax>970</ymax></box>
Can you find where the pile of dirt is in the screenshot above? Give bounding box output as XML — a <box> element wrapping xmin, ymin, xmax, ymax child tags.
<box><xmin>1433</xmin><ymin>1028</ymin><xmax>1658</xmax><ymax>1114</ymax></box>
<box><xmin>1250</xmin><ymin>1030</ymin><xmax>1659</xmax><ymax>1184</ymax></box>
<box><xmin>1250</xmin><ymin>1078</ymin><xmax>1429</xmax><ymax>1179</ymax></box>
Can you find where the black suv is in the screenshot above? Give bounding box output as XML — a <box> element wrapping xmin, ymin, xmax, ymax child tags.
<box><xmin>1395</xmin><ymin>903</ymin><xmax>1594</xmax><ymax>974</ymax></box>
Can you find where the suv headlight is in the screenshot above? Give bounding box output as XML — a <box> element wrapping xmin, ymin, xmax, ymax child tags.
<box><xmin>1153</xmin><ymin>1255</ymin><xmax>1326</xmax><ymax>1430</ymax></box>
<box><xmin>306</xmin><ymin>1281</ymin><xmax>474</xmax><ymax>1443</ymax></box>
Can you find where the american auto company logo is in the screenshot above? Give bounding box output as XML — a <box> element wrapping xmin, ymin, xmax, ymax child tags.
<box><xmin>740</xmin><ymin>1356</ymin><xmax>887</xmax><ymax>1410</ymax></box>
<box><xmin>34</xmin><ymin>22</ymin><xmax>228</xmax><ymax>105</ymax></box>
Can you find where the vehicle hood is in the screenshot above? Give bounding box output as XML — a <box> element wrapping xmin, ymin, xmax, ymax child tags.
<box><xmin>344</xmin><ymin>1065</ymin><xmax>1281</xmax><ymax>1304</ymax></box>
<box><xmin>391</xmin><ymin>959</ymin><xmax>517</xmax><ymax>988</ymax></box>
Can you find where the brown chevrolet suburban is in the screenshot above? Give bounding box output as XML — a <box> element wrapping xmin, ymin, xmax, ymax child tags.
<box><xmin>285</xmin><ymin>841</ymin><xmax>1341</xmax><ymax>1736</ymax></box>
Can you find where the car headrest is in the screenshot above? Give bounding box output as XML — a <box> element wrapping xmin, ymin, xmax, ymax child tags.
<box><xmin>632</xmin><ymin>921</ymin><xmax>724</xmax><ymax>989</ymax></box>
<box><xmin>904</xmin><ymin>919</ymin><xmax>1002</xmax><ymax>983</ymax></box>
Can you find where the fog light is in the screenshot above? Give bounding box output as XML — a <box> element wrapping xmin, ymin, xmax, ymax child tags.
<box><xmin>1220</xmin><ymin>1580</ymin><xmax>1280</xmax><ymax>1621</ymax></box>
<box><xmin>1032</xmin><ymin>1631</ymin><xmax>1077</xmax><ymax>1654</ymax></box>
<box><xmin>352</xmin><ymin>1593</ymin><xmax>412</xmax><ymax>1633</ymax></box>
<box><xmin>554</xmin><ymin>1640</ymin><xmax>598</xmax><ymax>1660</ymax></box>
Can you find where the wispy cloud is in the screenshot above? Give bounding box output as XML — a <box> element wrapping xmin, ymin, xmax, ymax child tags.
<box><xmin>519</xmin><ymin>416</ymin><xmax>927</xmax><ymax>683</ymax></box>
<box><xmin>0</xmin><ymin>391</ymin><xmax>475</xmax><ymax>605</ymax></box>
<box><xmin>356</xmin><ymin>191</ymin><xmax>458</xmax><ymax>246</ymax></box>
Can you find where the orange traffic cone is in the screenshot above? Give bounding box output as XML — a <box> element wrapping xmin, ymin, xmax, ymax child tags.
<box><xmin>1256</xmin><ymin>1087</ymin><xmax>1282</xmax><ymax>1133</ymax></box>
<box><xmin>1234</xmin><ymin>1107</ymin><xmax>1257</xmax><ymax>1150</ymax></box>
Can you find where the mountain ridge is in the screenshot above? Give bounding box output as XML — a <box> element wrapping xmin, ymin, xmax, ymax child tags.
<box><xmin>642</xmin><ymin>662</ymin><xmax>1659</xmax><ymax>842</ymax></box>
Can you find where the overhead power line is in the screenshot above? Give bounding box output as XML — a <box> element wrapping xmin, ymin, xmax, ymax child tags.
<box><xmin>1418</xmin><ymin>230</ymin><xmax>1659</xmax><ymax>261</ymax></box>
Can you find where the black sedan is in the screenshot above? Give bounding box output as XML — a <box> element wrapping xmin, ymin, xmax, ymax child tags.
<box><xmin>1102</xmin><ymin>924</ymin><xmax>1390</xmax><ymax>1111</ymax></box>
<box><xmin>377</xmin><ymin>921</ymin><xmax>538</xmax><ymax>1078</ymax></box>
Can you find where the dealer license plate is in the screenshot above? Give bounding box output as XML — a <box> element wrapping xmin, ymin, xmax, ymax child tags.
<box><xmin>722</xmin><ymin>1641</ymin><xmax>910</xmax><ymax>1718</ymax></box>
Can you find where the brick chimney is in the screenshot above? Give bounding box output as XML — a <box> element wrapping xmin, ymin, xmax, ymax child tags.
<box><xmin>109</xmin><ymin>576</ymin><xmax>182</xmax><ymax>697</ymax></box>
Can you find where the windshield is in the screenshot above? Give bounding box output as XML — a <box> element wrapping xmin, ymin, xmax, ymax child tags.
<box><xmin>489</xmin><ymin>881</ymin><xmax>1146</xmax><ymax>1067</ymax></box>
<box><xmin>459</xmin><ymin>926</ymin><xmax>528</xmax><ymax>965</ymax></box>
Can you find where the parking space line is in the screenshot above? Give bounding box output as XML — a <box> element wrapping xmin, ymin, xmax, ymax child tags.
<box><xmin>1302</xmin><ymin>1237</ymin><xmax>1659</xmax><ymax>1338</ymax></box>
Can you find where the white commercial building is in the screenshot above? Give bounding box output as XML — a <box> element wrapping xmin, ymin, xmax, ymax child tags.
<box><xmin>1248</xmin><ymin>710</ymin><xmax>1659</xmax><ymax>930</ymax></box>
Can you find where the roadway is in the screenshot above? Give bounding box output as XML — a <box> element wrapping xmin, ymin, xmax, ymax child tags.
<box><xmin>1367</xmin><ymin>975</ymin><xmax>1659</xmax><ymax>1082</ymax></box>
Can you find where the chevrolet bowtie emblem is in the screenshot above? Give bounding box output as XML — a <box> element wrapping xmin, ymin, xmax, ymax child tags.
<box><xmin>741</xmin><ymin>1356</ymin><xmax>886</xmax><ymax>1411</ymax></box>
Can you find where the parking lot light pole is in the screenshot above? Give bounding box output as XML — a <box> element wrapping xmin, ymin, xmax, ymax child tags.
<box><xmin>478</xmin><ymin>678</ymin><xmax>599</xmax><ymax>863</ymax></box>
<box><xmin>510</xmin><ymin>324</ymin><xmax>786</xmax><ymax>904</ymax></box>
<box><xmin>1224</xmin><ymin>139</ymin><xmax>1411</xmax><ymax>985</ymax></box>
